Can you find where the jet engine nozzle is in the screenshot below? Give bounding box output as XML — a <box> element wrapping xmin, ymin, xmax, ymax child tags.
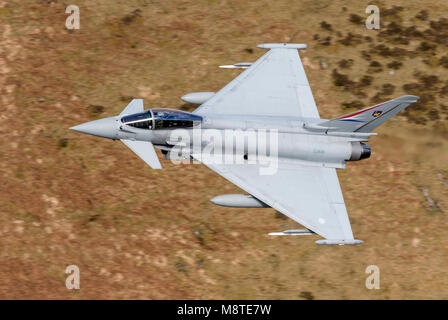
<box><xmin>348</xmin><ymin>142</ymin><xmax>371</xmax><ymax>161</ymax></box>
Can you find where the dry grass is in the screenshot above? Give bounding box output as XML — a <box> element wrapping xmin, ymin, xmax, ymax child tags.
<box><xmin>0</xmin><ymin>0</ymin><xmax>447</xmax><ymax>299</ymax></box>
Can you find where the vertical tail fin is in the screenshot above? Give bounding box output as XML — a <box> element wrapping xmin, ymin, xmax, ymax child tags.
<box><xmin>318</xmin><ymin>95</ymin><xmax>419</xmax><ymax>133</ymax></box>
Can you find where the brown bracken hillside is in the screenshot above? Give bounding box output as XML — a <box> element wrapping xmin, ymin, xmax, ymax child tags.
<box><xmin>0</xmin><ymin>0</ymin><xmax>447</xmax><ymax>299</ymax></box>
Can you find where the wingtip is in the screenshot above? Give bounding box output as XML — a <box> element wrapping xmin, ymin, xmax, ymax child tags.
<box><xmin>396</xmin><ymin>95</ymin><xmax>419</xmax><ymax>102</ymax></box>
<box><xmin>257</xmin><ymin>43</ymin><xmax>307</xmax><ymax>50</ymax></box>
<box><xmin>315</xmin><ymin>239</ymin><xmax>364</xmax><ymax>245</ymax></box>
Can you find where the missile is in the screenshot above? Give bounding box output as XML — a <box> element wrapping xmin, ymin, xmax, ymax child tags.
<box><xmin>268</xmin><ymin>229</ymin><xmax>315</xmax><ymax>236</ymax></box>
<box><xmin>210</xmin><ymin>194</ymin><xmax>269</xmax><ymax>208</ymax></box>
<box><xmin>219</xmin><ymin>62</ymin><xmax>253</xmax><ymax>69</ymax></box>
<box><xmin>315</xmin><ymin>239</ymin><xmax>364</xmax><ymax>245</ymax></box>
<box><xmin>181</xmin><ymin>92</ymin><xmax>215</xmax><ymax>105</ymax></box>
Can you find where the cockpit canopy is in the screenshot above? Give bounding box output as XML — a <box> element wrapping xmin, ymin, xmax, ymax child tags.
<box><xmin>121</xmin><ymin>109</ymin><xmax>202</xmax><ymax>130</ymax></box>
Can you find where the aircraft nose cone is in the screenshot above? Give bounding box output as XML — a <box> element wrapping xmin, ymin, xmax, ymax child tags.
<box><xmin>70</xmin><ymin>117</ymin><xmax>118</xmax><ymax>139</ymax></box>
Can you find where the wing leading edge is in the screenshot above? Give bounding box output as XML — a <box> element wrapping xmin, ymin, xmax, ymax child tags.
<box><xmin>194</xmin><ymin>43</ymin><xmax>320</xmax><ymax>118</ymax></box>
<box><xmin>200</xmin><ymin>159</ymin><xmax>359</xmax><ymax>243</ymax></box>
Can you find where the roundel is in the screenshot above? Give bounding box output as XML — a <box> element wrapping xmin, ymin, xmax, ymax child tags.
<box><xmin>372</xmin><ymin>110</ymin><xmax>382</xmax><ymax>117</ymax></box>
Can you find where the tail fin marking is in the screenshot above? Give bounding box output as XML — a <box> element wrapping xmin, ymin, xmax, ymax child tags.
<box><xmin>318</xmin><ymin>95</ymin><xmax>419</xmax><ymax>133</ymax></box>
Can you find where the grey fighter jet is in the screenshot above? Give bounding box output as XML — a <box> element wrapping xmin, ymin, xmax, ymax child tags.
<box><xmin>71</xmin><ymin>43</ymin><xmax>419</xmax><ymax>245</ymax></box>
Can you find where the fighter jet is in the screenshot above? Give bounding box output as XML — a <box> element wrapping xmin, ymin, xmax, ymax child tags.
<box><xmin>71</xmin><ymin>43</ymin><xmax>419</xmax><ymax>245</ymax></box>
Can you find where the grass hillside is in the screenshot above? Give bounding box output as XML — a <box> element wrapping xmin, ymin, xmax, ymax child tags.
<box><xmin>0</xmin><ymin>0</ymin><xmax>447</xmax><ymax>299</ymax></box>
